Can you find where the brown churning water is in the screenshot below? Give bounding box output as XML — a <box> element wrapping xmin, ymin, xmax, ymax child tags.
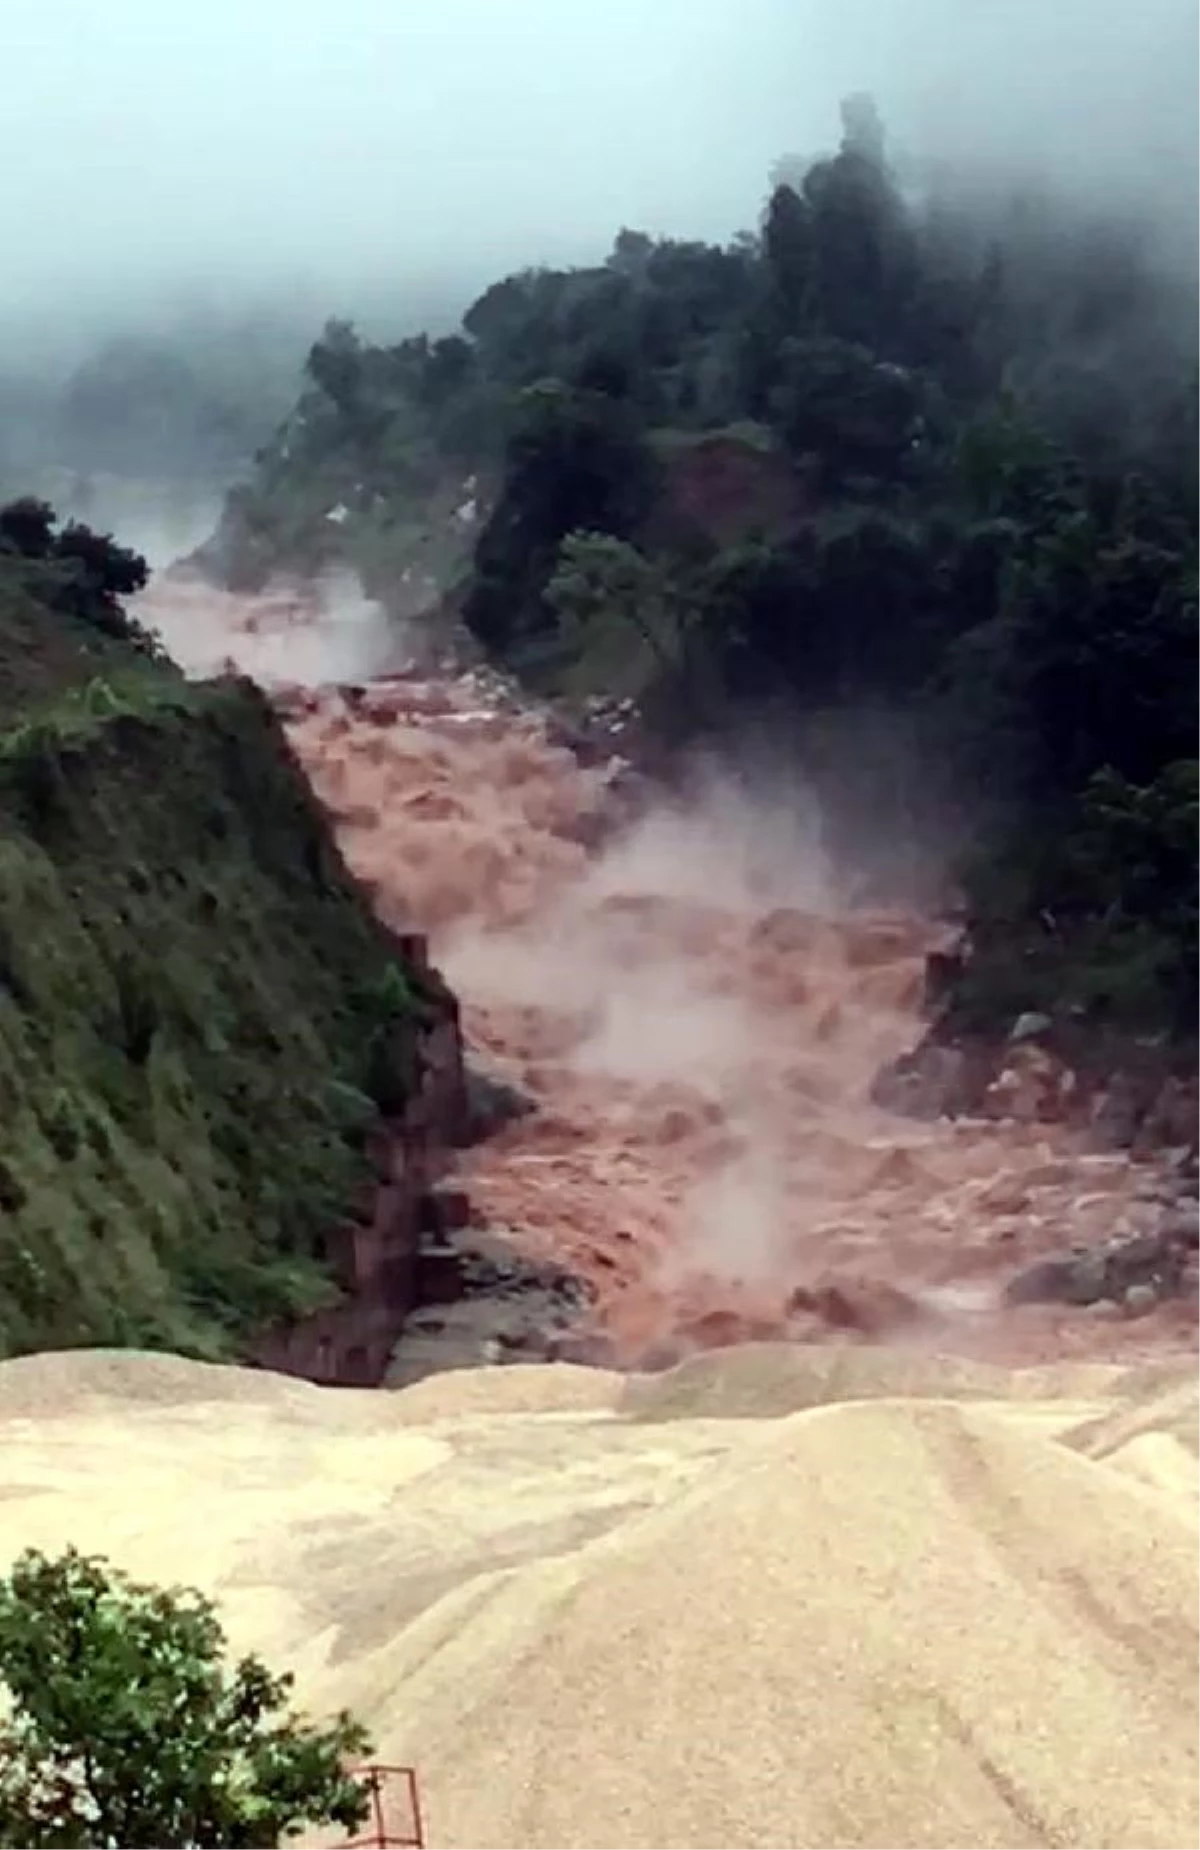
<box><xmin>135</xmin><ymin>568</ymin><xmax>1198</xmax><ymax>1372</ymax></box>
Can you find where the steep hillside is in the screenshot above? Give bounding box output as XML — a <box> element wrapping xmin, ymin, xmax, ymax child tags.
<box><xmin>0</xmin><ymin>555</ymin><xmax>135</xmax><ymax>721</ymax></box>
<box><xmin>0</xmin><ymin>537</ymin><xmax>449</xmax><ymax>1361</ymax></box>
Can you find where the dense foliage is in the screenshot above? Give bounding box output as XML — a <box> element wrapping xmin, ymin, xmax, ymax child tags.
<box><xmin>0</xmin><ymin>1546</ymin><xmax>370</xmax><ymax>1847</ymax></box>
<box><xmin>0</xmin><ymin>497</ymin><xmax>155</xmax><ymax>651</ymax></box>
<box><xmin>218</xmin><ymin>95</ymin><xmax>1197</xmax><ymax>1038</ymax></box>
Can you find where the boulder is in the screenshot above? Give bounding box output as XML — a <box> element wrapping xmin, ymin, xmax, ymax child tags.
<box><xmin>869</xmin><ymin>1044</ymin><xmax>970</xmax><ymax>1120</ymax></box>
<box><xmin>1083</xmin><ymin>1076</ymin><xmax>1145</xmax><ymax>1150</ymax></box>
<box><xmin>788</xmin><ymin>1278</ymin><xmax>923</xmax><ymax>1337</ymax></box>
<box><xmin>1134</xmin><ymin>1075</ymin><xmax>1199</xmax><ymax>1154</ymax></box>
<box><xmin>1004</xmin><ymin>1250</ymin><xmax>1110</xmax><ymax>1308</ymax></box>
<box><xmin>456</xmin><ymin>1061</ymin><xmax>537</xmax><ymax>1147</ymax></box>
<box><xmin>983</xmin><ymin>1045</ymin><xmax>1075</xmax><ymax>1124</ymax></box>
<box><xmin>1160</xmin><ymin>1204</ymin><xmax>1200</xmax><ymax>1249</ymax></box>
<box><xmin>1004</xmin><ymin>1225</ymin><xmax>1189</xmax><ymax>1310</ymax></box>
<box><xmin>923</xmin><ymin>946</ymin><xmax>966</xmax><ymax>1011</ymax></box>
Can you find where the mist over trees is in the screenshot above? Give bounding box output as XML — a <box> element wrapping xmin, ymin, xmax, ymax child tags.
<box><xmin>0</xmin><ymin>308</ymin><xmax>328</xmax><ymax>503</ymax></box>
<box><xmin>172</xmin><ymin>95</ymin><xmax>1200</xmax><ymax>1038</ymax></box>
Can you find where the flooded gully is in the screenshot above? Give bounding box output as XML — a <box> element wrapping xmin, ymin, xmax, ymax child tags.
<box><xmin>138</xmin><ymin>568</ymin><xmax>1199</xmax><ymax>1374</ymax></box>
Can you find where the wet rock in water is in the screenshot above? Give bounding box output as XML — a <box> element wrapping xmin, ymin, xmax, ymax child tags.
<box><xmin>869</xmin><ymin>1044</ymin><xmax>970</xmax><ymax>1120</ymax></box>
<box><xmin>456</xmin><ymin>1236</ymin><xmax>589</xmax><ymax>1313</ymax></box>
<box><xmin>1160</xmin><ymin>1203</ymin><xmax>1200</xmax><ymax>1249</ymax></box>
<box><xmin>788</xmin><ymin>1278</ymin><xmax>924</xmax><ymax>1338</ymax></box>
<box><xmin>1133</xmin><ymin>1074</ymin><xmax>1199</xmax><ymax>1154</ymax></box>
<box><xmin>923</xmin><ymin>945</ymin><xmax>966</xmax><ymax>1010</ymax></box>
<box><xmin>456</xmin><ymin>1061</ymin><xmax>537</xmax><ymax>1146</ymax></box>
<box><xmin>659</xmin><ymin>1309</ymin><xmax>785</xmax><ymax>1356</ymax></box>
<box><xmin>1004</xmin><ymin>1224</ymin><xmax>1191</xmax><ymax>1310</ymax></box>
<box><xmin>1005</xmin><ymin>1250</ymin><xmax>1110</xmax><ymax>1308</ymax></box>
<box><xmin>393</xmin><ymin>1220</ymin><xmax>593</xmax><ymax>1386</ymax></box>
<box><xmin>1009</xmin><ymin>1010</ymin><xmax>1053</xmax><ymax>1044</ymax></box>
<box><xmin>1083</xmin><ymin>1075</ymin><xmax>1145</xmax><ymax>1150</ymax></box>
<box><xmin>983</xmin><ymin>1045</ymin><xmax>1075</xmax><ymax>1124</ymax></box>
<box><xmin>1104</xmin><ymin>1232</ymin><xmax>1184</xmax><ymax>1297</ymax></box>
<box><xmin>977</xmin><ymin>1171</ymin><xmax>1032</xmax><ymax>1216</ymax></box>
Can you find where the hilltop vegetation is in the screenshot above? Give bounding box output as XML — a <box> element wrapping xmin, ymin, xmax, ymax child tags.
<box><xmin>0</xmin><ymin>503</ymin><xmax>440</xmax><ymax>1360</ymax></box>
<box><xmin>215</xmin><ymin>95</ymin><xmax>1198</xmax><ymax>1041</ymax></box>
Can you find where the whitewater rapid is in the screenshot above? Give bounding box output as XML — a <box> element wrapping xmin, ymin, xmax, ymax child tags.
<box><xmin>135</xmin><ymin>567</ymin><xmax>1198</xmax><ymax>1370</ymax></box>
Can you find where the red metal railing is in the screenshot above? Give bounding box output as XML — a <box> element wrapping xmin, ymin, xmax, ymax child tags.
<box><xmin>327</xmin><ymin>1764</ymin><xmax>425</xmax><ymax>1849</ymax></box>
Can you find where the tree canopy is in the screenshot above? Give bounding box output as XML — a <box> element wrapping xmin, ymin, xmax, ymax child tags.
<box><xmin>213</xmin><ymin>93</ymin><xmax>1198</xmax><ymax>1040</ymax></box>
<box><xmin>0</xmin><ymin>1546</ymin><xmax>372</xmax><ymax>1849</ymax></box>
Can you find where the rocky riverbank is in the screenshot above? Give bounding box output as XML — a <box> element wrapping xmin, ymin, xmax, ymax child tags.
<box><xmin>864</xmin><ymin>957</ymin><xmax>1198</xmax><ymax>1342</ymax></box>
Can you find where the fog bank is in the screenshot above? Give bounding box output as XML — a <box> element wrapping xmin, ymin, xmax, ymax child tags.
<box><xmin>3</xmin><ymin>0</ymin><xmax>1195</xmax><ymax>352</ymax></box>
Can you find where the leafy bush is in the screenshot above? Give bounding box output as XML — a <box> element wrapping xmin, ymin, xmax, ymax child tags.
<box><xmin>0</xmin><ymin>498</ymin><xmax>156</xmax><ymax>655</ymax></box>
<box><xmin>0</xmin><ymin>1546</ymin><xmax>372</xmax><ymax>1848</ymax></box>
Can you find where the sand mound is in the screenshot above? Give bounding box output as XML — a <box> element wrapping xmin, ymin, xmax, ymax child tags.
<box><xmin>384</xmin><ymin>1360</ymin><xmax>624</xmax><ymax>1423</ymax></box>
<box><xmin>0</xmin><ymin>1348</ymin><xmax>322</xmax><ymax>1415</ymax></box>
<box><xmin>612</xmin><ymin>1341</ymin><xmax>1132</xmax><ymax>1424</ymax></box>
<box><xmin>0</xmin><ymin>1347</ymin><xmax>1195</xmax><ymax>1849</ymax></box>
<box><xmin>391</xmin><ymin>1401</ymin><xmax>1197</xmax><ymax>1850</ymax></box>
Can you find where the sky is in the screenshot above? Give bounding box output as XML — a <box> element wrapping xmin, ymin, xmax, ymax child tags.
<box><xmin>3</xmin><ymin>0</ymin><xmax>1197</xmax><ymax>346</ymax></box>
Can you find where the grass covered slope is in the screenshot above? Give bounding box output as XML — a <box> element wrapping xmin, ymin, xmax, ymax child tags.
<box><xmin>0</xmin><ymin>549</ymin><xmax>437</xmax><ymax>1360</ymax></box>
<box><xmin>0</xmin><ymin>559</ymin><xmax>138</xmax><ymax>722</ymax></box>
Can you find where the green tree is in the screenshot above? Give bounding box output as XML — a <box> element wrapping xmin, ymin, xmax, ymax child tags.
<box><xmin>0</xmin><ymin>499</ymin><xmax>154</xmax><ymax>652</ymax></box>
<box><xmin>304</xmin><ymin>319</ymin><xmax>366</xmax><ymax>422</ymax></box>
<box><xmin>0</xmin><ymin>496</ymin><xmax>56</xmax><ymax>560</ymax></box>
<box><xmin>800</xmin><ymin>93</ymin><xmax>917</xmax><ymax>353</ymax></box>
<box><xmin>463</xmin><ymin>380</ymin><xmax>658</xmax><ymax>656</ymax></box>
<box><xmin>546</xmin><ymin>530</ymin><xmax>676</xmax><ymax>663</ymax></box>
<box><xmin>0</xmin><ymin>1546</ymin><xmax>372</xmax><ymax>1849</ymax></box>
<box><xmin>768</xmin><ymin>337</ymin><xmax>928</xmax><ymax>487</ymax></box>
<box><xmin>544</xmin><ymin>528</ymin><xmax>730</xmax><ymax>724</ymax></box>
<box><xmin>761</xmin><ymin>184</ymin><xmax>815</xmax><ymax>344</ymax></box>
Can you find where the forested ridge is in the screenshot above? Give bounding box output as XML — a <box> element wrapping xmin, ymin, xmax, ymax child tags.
<box><xmin>216</xmin><ymin>96</ymin><xmax>1198</xmax><ymax>1042</ymax></box>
